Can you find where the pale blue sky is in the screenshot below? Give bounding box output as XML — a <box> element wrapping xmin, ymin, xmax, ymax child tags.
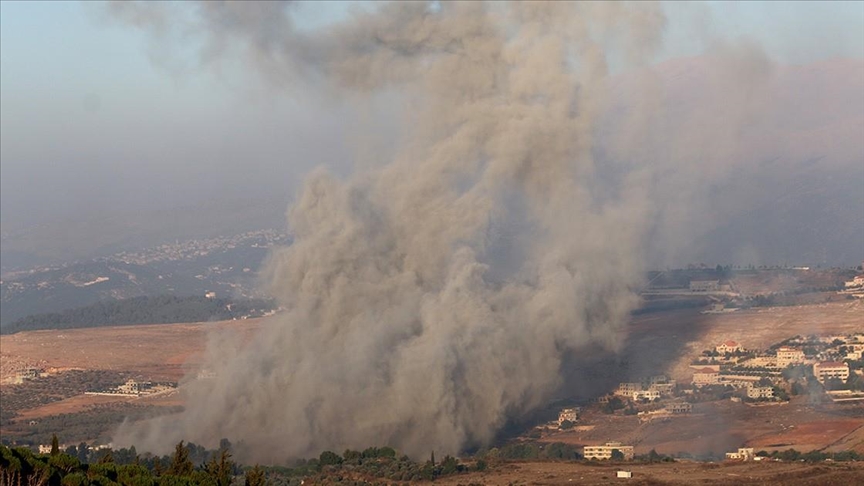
<box><xmin>1</xmin><ymin>1</ymin><xmax>862</xmax><ymax>226</ymax></box>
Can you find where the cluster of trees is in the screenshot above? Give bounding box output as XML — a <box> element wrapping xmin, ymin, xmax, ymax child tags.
<box><xmin>755</xmin><ymin>449</ymin><xmax>861</xmax><ymax>462</ymax></box>
<box><xmin>634</xmin><ymin>449</ymin><xmax>675</xmax><ymax>463</ymax></box>
<box><xmin>479</xmin><ymin>442</ymin><xmax>581</xmax><ymax>461</ymax></box>
<box><xmin>0</xmin><ymin>440</ymin><xmax>484</xmax><ymax>486</ymax></box>
<box><xmin>0</xmin><ymin>439</ymin><xmax>256</xmax><ymax>486</ymax></box>
<box><xmin>4</xmin><ymin>295</ymin><xmax>276</xmax><ymax>334</ymax></box>
<box><xmin>286</xmin><ymin>447</ymin><xmax>475</xmax><ymax>482</ymax></box>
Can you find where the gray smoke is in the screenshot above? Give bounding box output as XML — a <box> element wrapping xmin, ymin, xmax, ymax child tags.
<box><xmin>109</xmin><ymin>1</ymin><xmax>785</xmax><ymax>461</ymax></box>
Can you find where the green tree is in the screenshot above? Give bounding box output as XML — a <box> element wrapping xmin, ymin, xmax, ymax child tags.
<box><xmin>49</xmin><ymin>453</ymin><xmax>79</xmax><ymax>475</ymax></box>
<box><xmin>168</xmin><ymin>441</ymin><xmax>194</xmax><ymax>477</ymax></box>
<box><xmin>244</xmin><ymin>465</ymin><xmax>267</xmax><ymax>486</ymax></box>
<box><xmin>204</xmin><ymin>448</ymin><xmax>235</xmax><ymax>486</ymax></box>
<box><xmin>51</xmin><ymin>434</ymin><xmax>60</xmax><ymax>456</ymax></box>
<box><xmin>611</xmin><ymin>449</ymin><xmax>625</xmax><ymax>461</ymax></box>
<box><xmin>440</xmin><ymin>455</ymin><xmax>458</xmax><ymax>475</ymax></box>
<box><xmin>847</xmin><ymin>373</ymin><xmax>863</xmax><ymax>391</ymax></box>
<box><xmin>318</xmin><ymin>451</ymin><xmax>342</xmax><ymax>468</ymax></box>
<box><xmin>97</xmin><ymin>449</ymin><xmax>114</xmax><ymax>464</ymax></box>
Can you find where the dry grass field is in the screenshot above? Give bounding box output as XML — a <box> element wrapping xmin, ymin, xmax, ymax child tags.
<box><xmin>0</xmin><ymin>319</ymin><xmax>263</xmax><ymax>383</ymax></box>
<box><xmin>435</xmin><ymin>460</ymin><xmax>864</xmax><ymax>485</ymax></box>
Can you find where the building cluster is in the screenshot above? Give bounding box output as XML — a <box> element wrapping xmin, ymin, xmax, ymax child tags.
<box><xmin>107</xmin><ymin>229</ymin><xmax>289</xmax><ymax>266</ymax></box>
<box><xmin>85</xmin><ymin>379</ymin><xmax>176</xmax><ymax>397</ymax></box>
<box><xmin>13</xmin><ymin>367</ymin><xmax>45</xmax><ymax>384</ymax></box>
<box><xmin>690</xmin><ymin>333</ymin><xmax>864</xmax><ymax>402</ymax></box>
<box><xmin>613</xmin><ymin>375</ymin><xmax>676</xmax><ymax>402</ymax></box>
<box><xmin>38</xmin><ymin>442</ymin><xmax>111</xmax><ymax>455</ymax></box>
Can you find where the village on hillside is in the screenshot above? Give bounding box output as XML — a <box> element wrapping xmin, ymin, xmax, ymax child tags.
<box><xmin>544</xmin><ymin>330</ymin><xmax>864</xmax><ymax>462</ymax></box>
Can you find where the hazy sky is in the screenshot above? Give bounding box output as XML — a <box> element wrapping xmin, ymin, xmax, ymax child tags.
<box><xmin>1</xmin><ymin>1</ymin><xmax>862</xmax><ymax>228</ymax></box>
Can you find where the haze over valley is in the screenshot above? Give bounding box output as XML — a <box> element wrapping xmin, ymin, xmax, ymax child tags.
<box><xmin>1</xmin><ymin>2</ymin><xmax>862</xmax><ymax>484</ymax></box>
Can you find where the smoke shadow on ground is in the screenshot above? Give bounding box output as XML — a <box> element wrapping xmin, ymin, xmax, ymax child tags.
<box><xmin>495</xmin><ymin>304</ymin><xmax>713</xmax><ymax>438</ymax></box>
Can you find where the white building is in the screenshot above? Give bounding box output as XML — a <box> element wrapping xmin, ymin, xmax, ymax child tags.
<box><xmin>746</xmin><ymin>386</ymin><xmax>774</xmax><ymax>400</ymax></box>
<box><xmin>116</xmin><ymin>379</ymin><xmax>141</xmax><ymax>395</ymax></box>
<box><xmin>776</xmin><ymin>347</ymin><xmax>805</xmax><ymax>368</ymax></box>
<box><xmin>813</xmin><ymin>361</ymin><xmax>850</xmax><ymax>384</ymax></box>
<box><xmin>725</xmin><ymin>448</ymin><xmax>755</xmax><ymax>461</ymax></box>
<box><xmin>692</xmin><ymin>368</ymin><xmax>721</xmax><ymax>387</ymax></box>
<box><xmin>716</xmin><ymin>340</ymin><xmax>742</xmax><ymax>354</ymax></box>
<box><xmin>844</xmin><ymin>344</ymin><xmax>864</xmax><ymax>361</ymax></box>
<box><xmin>632</xmin><ymin>390</ymin><xmax>661</xmax><ymax>402</ymax></box>
<box><xmin>583</xmin><ymin>442</ymin><xmax>635</xmax><ymax>460</ymax></box>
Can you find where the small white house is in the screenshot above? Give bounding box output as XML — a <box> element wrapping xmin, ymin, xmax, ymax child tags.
<box><xmin>617</xmin><ymin>470</ymin><xmax>633</xmax><ymax>478</ymax></box>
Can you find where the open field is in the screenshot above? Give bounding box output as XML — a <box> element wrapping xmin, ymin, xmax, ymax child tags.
<box><xmin>540</xmin><ymin>397</ymin><xmax>864</xmax><ymax>457</ymax></box>
<box><xmin>0</xmin><ymin>319</ymin><xmax>261</xmax><ymax>443</ymax></box>
<box><xmin>0</xmin><ymin>318</ymin><xmax>263</xmax><ymax>383</ymax></box>
<box><xmin>435</xmin><ymin>460</ymin><xmax>864</xmax><ymax>486</ymax></box>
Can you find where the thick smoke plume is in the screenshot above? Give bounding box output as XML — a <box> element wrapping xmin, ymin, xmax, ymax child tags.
<box><xmin>110</xmin><ymin>1</ymin><xmax>761</xmax><ymax>461</ymax></box>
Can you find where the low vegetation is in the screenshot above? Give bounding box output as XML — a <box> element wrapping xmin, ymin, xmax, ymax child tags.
<box><xmin>3</xmin><ymin>295</ymin><xmax>276</xmax><ymax>334</ymax></box>
<box><xmin>0</xmin><ymin>370</ymin><xmax>128</xmax><ymax>424</ymax></box>
<box><xmin>0</xmin><ymin>441</ymin><xmax>483</xmax><ymax>486</ymax></box>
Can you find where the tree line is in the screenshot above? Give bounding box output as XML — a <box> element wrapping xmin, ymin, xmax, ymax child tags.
<box><xmin>3</xmin><ymin>295</ymin><xmax>276</xmax><ymax>335</ymax></box>
<box><xmin>0</xmin><ymin>438</ymin><xmax>480</xmax><ymax>486</ymax></box>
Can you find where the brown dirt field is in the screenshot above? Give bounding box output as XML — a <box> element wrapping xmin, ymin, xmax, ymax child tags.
<box><xmin>434</xmin><ymin>460</ymin><xmax>864</xmax><ymax>485</ymax></box>
<box><xmin>0</xmin><ymin>319</ymin><xmax>263</xmax><ymax>383</ymax></box>
<box><xmin>13</xmin><ymin>394</ymin><xmax>135</xmax><ymax>420</ymax></box>
<box><xmin>540</xmin><ymin>397</ymin><xmax>864</xmax><ymax>456</ymax></box>
<box><xmin>9</xmin><ymin>389</ymin><xmax>184</xmax><ymax>422</ymax></box>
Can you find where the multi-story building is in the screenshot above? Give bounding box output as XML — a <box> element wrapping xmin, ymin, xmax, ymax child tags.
<box><xmin>776</xmin><ymin>347</ymin><xmax>805</xmax><ymax>368</ymax></box>
<box><xmin>692</xmin><ymin>368</ymin><xmax>721</xmax><ymax>387</ymax></box>
<box><xmin>746</xmin><ymin>386</ymin><xmax>774</xmax><ymax>400</ymax></box>
<box><xmin>812</xmin><ymin>361</ymin><xmax>850</xmax><ymax>384</ymax></box>
<box><xmin>583</xmin><ymin>442</ymin><xmax>635</xmax><ymax>460</ymax></box>
<box><xmin>725</xmin><ymin>448</ymin><xmax>755</xmax><ymax>461</ymax></box>
<box><xmin>666</xmin><ymin>402</ymin><xmax>692</xmax><ymax>414</ymax></box>
<box><xmin>558</xmin><ymin>408</ymin><xmax>578</xmax><ymax>425</ymax></box>
<box><xmin>615</xmin><ymin>382</ymin><xmax>643</xmax><ymax>396</ymax></box>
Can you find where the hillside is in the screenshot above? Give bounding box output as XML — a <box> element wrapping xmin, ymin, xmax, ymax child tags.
<box><xmin>2</xmin><ymin>295</ymin><xmax>275</xmax><ymax>335</ymax></box>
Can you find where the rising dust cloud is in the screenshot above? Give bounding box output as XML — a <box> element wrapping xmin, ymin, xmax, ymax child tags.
<box><xmin>111</xmin><ymin>1</ymin><xmax>766</xmax><ymax>462</ymax></box>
